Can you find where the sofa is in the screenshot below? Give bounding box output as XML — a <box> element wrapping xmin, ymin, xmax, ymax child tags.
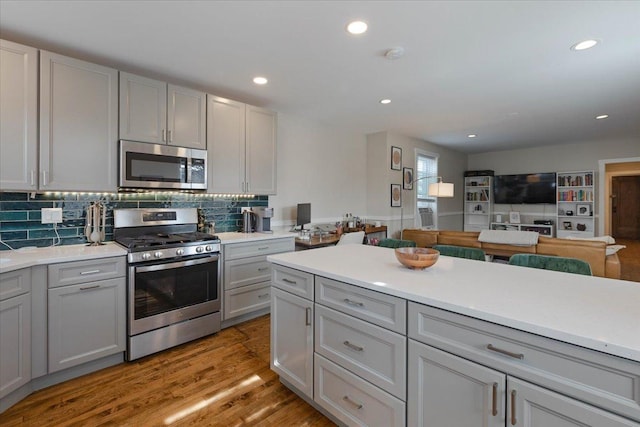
<box><xmin>402</xmin><ymin>229</ymin><xmax>621</xmax><ymax>279</ymax></box>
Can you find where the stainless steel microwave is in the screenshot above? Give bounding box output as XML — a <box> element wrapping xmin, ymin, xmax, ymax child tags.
<box><xmin>119</xmin><ymin>140</ymin><xmax>207</xmax><ymax>190</ymax></box>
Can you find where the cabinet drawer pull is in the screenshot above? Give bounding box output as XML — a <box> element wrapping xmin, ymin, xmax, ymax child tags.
<box><xmin>305</xmin><ymin>307</ymin><xmax>311</xmax><ymax>326</ymax></box>
<box><xmin>510</xmin><ymin>390</ymin><xmax>517</xmax><ymax>425</ymax></box>
<box><xmin>282</xmin><ymin>278</ymin><xmax>297</xmax><ymax>285</ymax></box>
<box><xmin>258</xmin><ymin>293</ymin><xmax>269</xmax><ymax>299</ymax></box>
<box><xmin>487</xmin><ymin>344</ymin><xmax>524</xmax><ymax>360</ymax></box>
<box><xmin>343</xmin><ymin>340</ymin><xmax>364</xmax><ymax>352</ymax></box>
<box><xmin>343</xmin><ymin>298</ymin><xmax>364</xmax><ymax>307</ymax></box>
<box><xmin>491</xmin><ymin>382</ymin><xmax>498</xmax><ymax>416</ymax></box>
<box><xmin>79</xmin><ymin>285</ymin><xmax>100</xmax><ymax>291</ymax></box>
<box><xmin>257</xmin><ymin>246</ymin><xmax>269</xmax><ymax>250</ymax></box>
<box><xmin>80</xmin><ymin>269</ymin><xmax>101</xmax><ymax>275</ymax></box>
<box><xmin>257</xmin><ymin>267</ymin><xmax>269</xmax><ymax>272</ymax></box>
<box><xmin>342</xmin><ymin>395</ymin><xmax>363</xmax><ymax>410</ymax></box>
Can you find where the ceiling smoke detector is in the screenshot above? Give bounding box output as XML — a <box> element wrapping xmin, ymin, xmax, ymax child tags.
<box><xmin>385</xmin><ymin>47</ymin><xmax>405</xmax><ymax>60</ymax></box>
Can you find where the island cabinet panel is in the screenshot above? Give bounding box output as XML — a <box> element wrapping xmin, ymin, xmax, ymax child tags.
<box><xmin>314</xmin><ymin>354</ymin><xmax>405</xmax><ymax>427</ymax></box>
<box><xmin>314</xmin><ymin>276</ymin><xmax>406</xmax><ymax>334</ymax></box>
<box><xmin>270</xmin><ymin>286</ymin><xmax>314</xmax><ymax>399</ymax></box>
<box><xmin>315</xmin><ymin>304</ymin><xmax>406</xmax><ymax>400</ymax></box>
<box><xmin>408</xmin><ymin>302</ymin><xmax>640</xmax><ymax>424</ymax></box>
<box><xmin>408</xmin><ymin>340</ymin><xmax>505</xmax><ymax>427</ymax></box>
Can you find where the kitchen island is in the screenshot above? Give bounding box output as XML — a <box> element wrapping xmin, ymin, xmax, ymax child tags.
<box><xmin>268</xmin><ymin>244</ymin><xmax>640</xmax><ymax>427</ymax></box>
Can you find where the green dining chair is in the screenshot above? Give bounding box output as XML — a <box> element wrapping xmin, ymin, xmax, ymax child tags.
<box><xmin>432</xmin><ymin>244</ymin><xmax>486</xmax><ymax>261</ymax></box>
<box><xmin>508</xmin><ymin>254</ymin><xmax>592</xmax><ymax>276</ymax></box>
<box><xmin>378</xmin><ymin>238</ymin><xmax>417</xmax><ymax>248</ymax></box>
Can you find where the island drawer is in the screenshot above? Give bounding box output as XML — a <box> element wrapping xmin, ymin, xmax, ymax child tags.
<box><xmin>1</xmin><ymin>267</ymin><xmax>31</xmax><ymax>301</ymax></box>
<box><xmin>224</xmin><ymin>238</ymin><xmax>293</xmax><ymax>260</ymax></box>
<box><xmin>224</xmin><ymin>282</ymin><xmax>271</xmax><ymax>320</ymax></box>
<box><xmin>409</xmin><ymin>302</ymin><xmax>640</xmax><ymax>422</ymax></box>
<box><xmin>48</xmin><ymin>257</ymin><xmax>126</xmax><ymax>288</ymax></box>
<box><xmin>271</xmin><ymin>265</ymin><xmax>314</xmax><ymax>300</ymax></box>
<box><xmin>224</xmin><ymin>255</ymin><xmax>271</xmax><ymax>290</ymax></box>
<box><xmin>314</xmin><ymin>354</ymin><xmax>405</xmax><ymax>427</ymax></box>
<box><xmin>315</xmin><ymin>276</ymin><xmax>406</xmax><ymax>334</ymax></box>
<box><xmin>315</xmin><ymin>304</ymin><xmax>406</xmax><ymax>400</ymax></box>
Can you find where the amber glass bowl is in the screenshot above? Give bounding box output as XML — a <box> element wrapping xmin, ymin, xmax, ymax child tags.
<box><xmin>395</xmin><ymin>247</ymin><xmax>440</xmax><ymax>270</ymax></box>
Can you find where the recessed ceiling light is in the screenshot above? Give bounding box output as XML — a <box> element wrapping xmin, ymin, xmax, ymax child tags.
<box><xmin>380</xmin><ymin>99</ymin><xmax>391</xmax><ymax>104</ymax></box>
<box><xmin>346</xmin><ymin>20</ymin><xmax>367</xmax><ymax>35</ymax></box>
<box><xmin>595</xmin><ymin>114</ymin><xmax>609</xmax><ymax>120</ymax></box>
<box><xmin>571</xmin><ymin>39</ymin><xmax>599</xmax><ymax>51</ymax></box>
<box><xmin>253</xmin><ymin>76</ymin><xmax>268</xmax><ymax>85</ymax></box>
<box><xmin>467</xmin><ymin>134</ymin><xmax>477</xmax><ymax>138</ymax></box>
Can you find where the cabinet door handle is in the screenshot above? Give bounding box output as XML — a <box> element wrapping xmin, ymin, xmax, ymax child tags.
<box><xmin>41</xmin><ymin>170</ymin><xmax>48</xmax><ymax>186</ymax></box>
<box><xmin>487</xmin><ymin>344</ymin><xmax>524</xmax><ymax>360</ymax></box>
<box><xmin>168</xmin><ymin>129</ymin><xmax>172</xmax><ymax>142</ymax></box>
<box><xmin>282</xmin><ymin>278</ymin><xmax>297</xmax><ymax>285</ymax></box>
<box><xmin>343</xmin><ymin>340</ymin><xmax>364</xmax><ymax>352</ymax></box>
<box><xmin>79</xmin><ymin>284</ymin><xmax>100</xmax><ymax>291</ymax></box>
<box><xmin>30</xmin><ymin>170</ymin><xmax>36</xmax><ymax>186</ymax></box>
<box><xmin>258</xmin><ymin>293</ymin><xmax>270</xmax><ymax>299</ymax></box>
<box><xmin>305</xmin><ymin>307</ymin><xmax>311</xmax><ymax>326</ymax></box>
<box><xmin>510</xmin><ymin>390</ymin><xmax>517</xmax><ymax>425</ymax></box>
<box><xmin>162</xmin><ymin>129</ymin><xmax>166</xmax><ymax>142</ymax></box>
<box><xmin>257</xmin><ymin>267</ymin><xmax>269</xmax><ymax>272</ymax></box>
<box><xmin>343</xmin><ymin>298</ymin><xmax>364</xmax><ymax>307</ymax></box>
<box><xmin>246</xmin><ymin>182</ymin><xmax>250</xmax><ymax>192</ymax></box>
<box><xmin>80</xmin><ymin>269</ymin><xmax>101</xmax><ymax>275</ymax></box>
<box><xmin>491</xmin><ymin>382</ymin><xmax>498</xmax><ymax>416</ymax></box>
<box><xmin>342</xmin><ymin>395</ymin><xmax>363</xmax><ymax>410</ymax></box>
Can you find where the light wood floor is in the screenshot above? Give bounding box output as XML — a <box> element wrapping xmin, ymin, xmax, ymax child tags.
<box><xmin>0</xmin><ymin>314</ymin><xmax>335</xmax><ymax>427</ymax></box>
<box><xmin>617</xmin><ymin>238</ymin><xmax>640</xmax><ymax>282</ymax></box>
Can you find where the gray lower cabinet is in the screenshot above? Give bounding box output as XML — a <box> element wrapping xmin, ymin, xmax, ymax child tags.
<box><xmin>48</xmin><ymin>257</ymin><xmax>126</xmax><ymax>373</ymax></box>
<box><xmin>0</xmin><ymin>268</ymin><xmax>32</xmax><ymax>399</ymax></box>
<box><xmin>222</xmin><ymin>238</ymin><xmax>293</xmax><ymax>324</ymax></box>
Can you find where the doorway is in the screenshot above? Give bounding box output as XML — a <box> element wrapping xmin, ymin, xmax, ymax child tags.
<box><xmin>611</xmin><ymin>175</ymin><xmax>640</xmax><ymax>239</ymax></box>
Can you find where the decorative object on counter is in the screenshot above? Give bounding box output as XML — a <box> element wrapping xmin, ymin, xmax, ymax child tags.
<box><xmin>403</xmin><ymin>167</ymin><xmax>414</xmax><ymax>189</ymax></box>
<box><xmin>509</xmin><ymin>211</ymin><xmax>521</xmax><ymax>224</ymax></box>
<box><xmin>391</xmin><ymin>184</ymin><xmax>402</xmax><ymax>207</ymax></box>
<box><xmin>391</xmin><ymin>146</ymin><xmax>402</xmax><ymax>170</ymax></box>
<box><xmin>395</xmin><ymin>247</ymin><xmax>439</xmax><ymax>269</ymax></box>
<box><xmin>85</xmin><ymin>201</ymin><xmax>106</xmax><ymax>246</ymax></box>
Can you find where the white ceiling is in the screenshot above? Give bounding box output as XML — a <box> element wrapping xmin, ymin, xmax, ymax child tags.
<box><xmin>2</xmin><ymin>0</ymin><xmax>639</xmax><ymax>154</ymax></box>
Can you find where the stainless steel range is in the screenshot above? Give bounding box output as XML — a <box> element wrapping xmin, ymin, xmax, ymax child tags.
<box><xmin>114</xmin><ymin>208</ymin><xmax>221</xmax><ymax>361</ymax></box>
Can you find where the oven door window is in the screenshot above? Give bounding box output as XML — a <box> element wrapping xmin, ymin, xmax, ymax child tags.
<box><xmin>133</xmin><ymin>257</ymin><xmax>218</xmax><ymax>319</ymax></box>
<box><xmin>126</xmin><ymin>152</ymin><xmax>187</xmax><ymax>183</ymax></box>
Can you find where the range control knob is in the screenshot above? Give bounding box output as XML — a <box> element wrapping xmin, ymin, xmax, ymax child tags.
<box><xmin>205</xmin><ymin>245</ymin><xmax>212</xmax><ymax>252</ymax></box>
<box><xmin>196</xmin><ymin>246</ymin><xmax>204</xmax><ymax>253</ymax></box>
<box><xmin>141</xmin><ymin>253</ymin><xmax>151</xmax><ymax>260</ymax></box>
<box><xmin>154</xmin><ymin>251</ymin><xmax>163</xmax><ymax>259</ymax></box>
<box><xmin>176</xmin><ymin>248</ymin><xmax>185</xmax><ymax>256</ymax></box>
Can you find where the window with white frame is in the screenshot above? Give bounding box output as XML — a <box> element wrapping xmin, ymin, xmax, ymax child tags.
<box><xmin>415</xmin><ymin>150</ymin><xmax>439</xmax><ymax>229</ymax></box>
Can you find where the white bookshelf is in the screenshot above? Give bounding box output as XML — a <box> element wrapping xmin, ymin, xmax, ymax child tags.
<box><xmin>556</xmin><ymin>170</ymin><xmax>595</xmax><ymax>238</ymax></box>
<box><xmin>490</xmin><ymin>222</ymin><xmax>554</xmax><ymax>237</ymax></box>
<box><xmin>464</xmin><ymin>176</ymin><xmax>492</xmax><ymax>231</ymax></box>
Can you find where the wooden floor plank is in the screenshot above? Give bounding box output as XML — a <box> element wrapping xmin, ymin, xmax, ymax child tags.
<box><xmin>0</xmin><ymin>314</ymin><xmax>335</xmax><ymax>427</ymax></box>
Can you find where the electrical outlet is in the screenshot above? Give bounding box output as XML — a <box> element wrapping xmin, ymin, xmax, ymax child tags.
<box><xmin>42</xmin><ymin>208</ymin><xmax>63</xmax><ymax>224</ymax></box>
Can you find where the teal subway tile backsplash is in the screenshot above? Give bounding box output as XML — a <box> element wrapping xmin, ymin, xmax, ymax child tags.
<box><xmin>0</xmin><ymin>192</ymin><xmax>268</xmax><ymax>250</ymax></box>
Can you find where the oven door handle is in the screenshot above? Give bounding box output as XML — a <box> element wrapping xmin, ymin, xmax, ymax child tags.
<box><xmin>134</xmin><ymin>255</ymin><xmax>218</xmax><ymax>273</ymax></box>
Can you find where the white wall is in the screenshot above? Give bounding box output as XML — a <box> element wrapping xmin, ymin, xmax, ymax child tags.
<box><xmin>269</xmin><ymin>113</ymin><xmax>367</xmax><ymax>227</ymax></box>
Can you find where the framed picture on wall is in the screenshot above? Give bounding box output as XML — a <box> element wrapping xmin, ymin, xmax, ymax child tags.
<box><xmin>403</xmin><ymin>167</ymin><xmax>414</xmax><ymax>189</ymax></box>
<box><xmin>391</xmin><ymin>146</ymin><xmax>402</xmax><ymax>170</ymax></box>
<box><xmin>391</xmin><ymin>184</ymin><xmax>402</xmax><ymax>207</ymax></box>
<box><xmin>509</xmin><ymin>211</ymin><xmax>521</xmax><ymax>224</ymax></box>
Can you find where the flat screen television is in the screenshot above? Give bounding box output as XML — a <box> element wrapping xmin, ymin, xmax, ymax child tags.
<box><xmin>296</xmin><ymin>203</ymin><xmax>311</xmax><ymax>230</ymax></box>
<box><xmin>493</xmin><ymin>173</ymin><xmax>556</xmax><ymax>204</ymax></box>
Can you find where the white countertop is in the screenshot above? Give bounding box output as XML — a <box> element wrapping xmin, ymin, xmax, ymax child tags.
<box><xmin>217</xmin><ymin>230</ymin><xmax>295</xmax><ymax>244</ymax></box>
<box><xmin>268</xmin><ymin>244</ymin><xmax>640</xmax><ymax>361</ymax></box>
<box><xmin>0</xmin><ymin>242</ymin><xmax>127</xmax><ymax>273</ymax></box>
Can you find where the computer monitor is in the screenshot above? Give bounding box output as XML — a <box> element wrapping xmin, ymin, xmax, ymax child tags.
<box><xmin>296</xmin><ymin>203</ymin><xmax>311</xmax><ymax>230</ymax></box>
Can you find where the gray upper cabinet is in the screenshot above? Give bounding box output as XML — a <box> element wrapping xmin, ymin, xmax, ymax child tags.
<box><xmin>119</xmin><ymin>72</ymin><xmax>206</xmax><ymax>150</ymax></box>
<box><xmin>40</xmin><ymin>51</ymin><xmax>118</xmax><ymax>192</ymax></box>
<box><xmin>207</xmin><ymin>95</ymin><xmax>277</xmax><ymax>195</ymax></box>
<box><xmin>0</xmin><ymin>40</ymin><xmax>38</xmax><ymax>191</ymax></box>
